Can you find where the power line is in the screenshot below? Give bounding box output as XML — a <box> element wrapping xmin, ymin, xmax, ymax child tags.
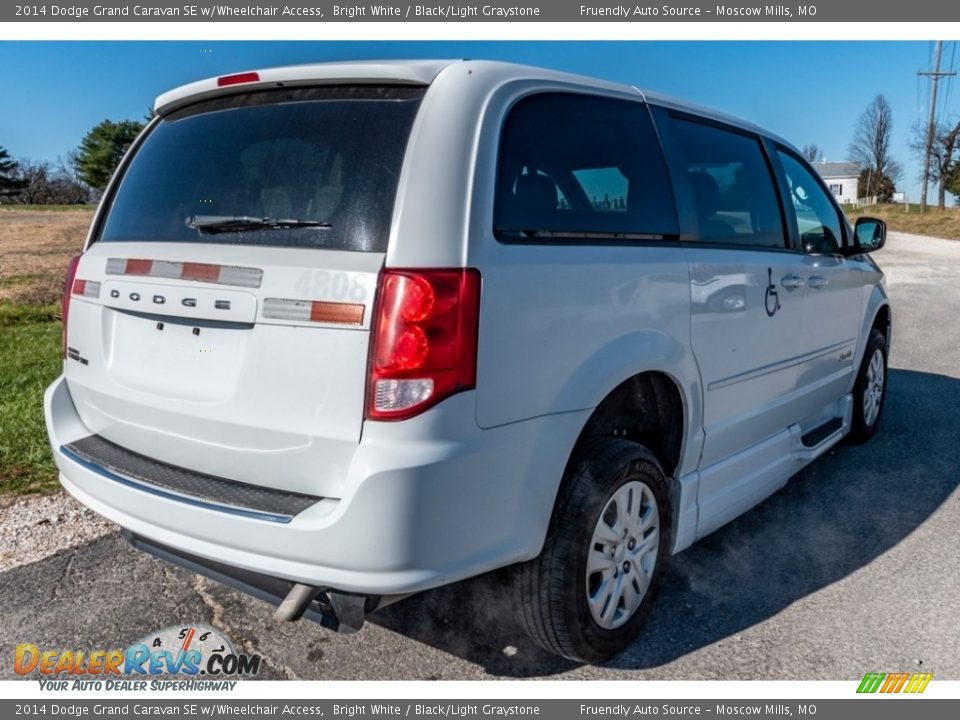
<box><xmin>936</xmin><ymin>41</ymin><xmax>956</xmax><ymax>125</ymax></box>
<box><xmin>918</xmin><ymin>41</ymin><xmax>957</xmax><ymax>212</ymax></box>
<box><xmin>941</xmin><ymin>41</ymin><xmax>957</xmax><ymax>121</ymax></box>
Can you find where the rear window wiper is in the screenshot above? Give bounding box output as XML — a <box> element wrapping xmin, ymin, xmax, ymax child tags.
<box><xmin>186</xmin><ymin>215</ymin><xmax>332</xmax><ymax>234</ymax></box>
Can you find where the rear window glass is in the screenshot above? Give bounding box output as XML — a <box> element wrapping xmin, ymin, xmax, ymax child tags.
<box><xmin>494</xmin><ymin>93</ymin><xmax>678</xmax><ymax>239</ymax></box>
<box><xmin>96</xmin><ymin>86</ymin><xmax>424</xmax><ymax>252</ymax></box>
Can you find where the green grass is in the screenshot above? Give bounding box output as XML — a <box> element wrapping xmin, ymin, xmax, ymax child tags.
<box><xmin>0</xmin><ymin>302</ymin><xmax>63</xmax><ymax>494</ymax></box>
<box><xmin>0</xmin><ymin>273</ymin><xmax>44</xmax><ymax>289</ymax></box>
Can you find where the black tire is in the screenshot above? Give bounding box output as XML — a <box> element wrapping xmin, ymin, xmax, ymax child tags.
<box><xmin>516</xmin><ymin>437</ymin><xmax>671</xmax><ymax>663</ymax></box>
<box><xmin>848</xmin><ymin>328</ymin><xmax>888</xmax><ymax>444</ymax></box>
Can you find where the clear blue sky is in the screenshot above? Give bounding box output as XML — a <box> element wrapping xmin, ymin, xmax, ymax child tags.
<box><xmin>1</xmin><ymin>41</ymin><xmax>956</xmax><ymax>201</ymax></box>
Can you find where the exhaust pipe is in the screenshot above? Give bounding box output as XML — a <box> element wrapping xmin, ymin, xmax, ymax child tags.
<box><xmin>274</xmin><ymin>586</ymin><xmax>415</xmax><ymax>632</ymax></box>
<box><xmin>273</xmin><ymin>585</ymin><xmax>369</xmax><ymax>634</ymax></box>
<box><xmin>274</xmin><ymin>583</ymin><xmax>323</xmax><ymax>623</ymax></box>
<box><xmin>123</xmin><ymin>530</ymin><xmax>413</xmax><ymax>635</ymax></box>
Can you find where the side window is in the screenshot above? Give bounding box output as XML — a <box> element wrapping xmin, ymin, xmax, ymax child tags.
<box><xmin>777</xmin><ymin>151</ymin><xmax>844</xmax><ymax>255</ymax></box>
<box><xmin>494</xmin><ymin>93</ymin><xmax>678</xmax><ymax>239</ymax></box>
<box><xmin>670</xmin><ymin>118</ymin><xmax>784</xmax><ymax>248</ymax></box>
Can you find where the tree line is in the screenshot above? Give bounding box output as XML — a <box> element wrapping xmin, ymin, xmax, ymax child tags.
<box><xmin>805</xmin><ymin>93</ymin><xmax>960</xmax><ymax>208</ymax></box>
<box><xmin>0</xmin><ymin>119</ymin><xmax>144</xmax><ymax>205</ymax></box>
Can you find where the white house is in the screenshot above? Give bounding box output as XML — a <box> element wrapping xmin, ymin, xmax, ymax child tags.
<box><xmin>811</xmin><ymin>161</ymin><xmax>860</xmax><ymax>204</ymax></box>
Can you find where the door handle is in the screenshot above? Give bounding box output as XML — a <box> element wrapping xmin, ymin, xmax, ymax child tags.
<box><xmin>808</xmin><ymin>275</ymin><xmax>829</xmax><ymax>289</ymax></box>
<box><xmin>780</xmin><ymin>275</ymin><xmax>804</xmax><ymax>290</ymax></box>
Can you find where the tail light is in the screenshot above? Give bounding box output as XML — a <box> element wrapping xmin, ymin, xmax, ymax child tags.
<box><xmin>366</xmin><ymin>268</ymin><xmax>481</xmax><ymax>421</ymax></box>
<box><xmin>61</xmin><ymin>255</ymin><xmax>101</xmax><ymax>358</ymax></box>
<box><xmin>61</xmin><ymin>255</ymin><xmax>82</xmax><ymax>358</ymax></box>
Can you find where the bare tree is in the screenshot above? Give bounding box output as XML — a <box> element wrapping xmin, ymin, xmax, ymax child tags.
<box><xmin>801</xmin><ymin>144</ymin><xmax>822</xmax><ymax>163</ymax></box>
<box><xmin>54</xmin><ymin>150</ymin><xmax>93</xmax><ymax>204</ymax></box>
<box><xmin>16</xmin><ymin>159</ymin><xmax>53</xmax><ymax>204</ymax></box>
<box><xmin>848</xmin><ymin>95</ymin><xmax>903</xmax><ymax>199</ymax></box>
<box><xmin>910</xmin><ymin>117</ymin><xmax>960</xmax><ymax>209</ymax></box>
<box><xmin>11</xmin><ymin>154</ymin><xmax>93</xmax><ymax>205</ymax></box>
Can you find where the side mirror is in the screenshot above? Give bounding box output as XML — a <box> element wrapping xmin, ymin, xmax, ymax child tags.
<box><xmin>853</xmin><ymin>217</ymin><xmax>887</xmax><ymax>253</ymax></box>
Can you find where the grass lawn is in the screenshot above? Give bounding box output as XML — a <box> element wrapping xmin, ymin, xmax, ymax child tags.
<box><xmin>0</xmin><ymin>208</ymin><xmax>88</xmax><ymax>495</ymax></box>
<box><xmin>0</xmin><ymin>207</ymin><xmax>93</xmax><ymax>305</ymax></box>
<box><xmin>844</xmin><ymin>203</ymin><xmax>960</xmax><ymax>241</ymax></box>
<box><xmin>0</xmin><ymin>204</ymin><xmax>97</xmax><ymax>212</ymax></box>
<box><xmin>0</xmin><ymin>303</ymin><xmax>63</xmax><ymax>495</ymax></box>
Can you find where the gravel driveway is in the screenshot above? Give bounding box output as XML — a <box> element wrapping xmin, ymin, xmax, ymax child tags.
<box><xmin>2</xmin><ymin>230</ymin><xmax>958</xmax><ymax>680</ymax></box>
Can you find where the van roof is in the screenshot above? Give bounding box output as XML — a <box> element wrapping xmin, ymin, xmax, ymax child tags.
<box><xmin>153</xmin><ymin>59</ymin><xmax>794</xmax><ymax>150</ymax></box>
<box><xmin>153</xmin><ymin>59</ymin><xmax>457</xmax><ymax>114</ymax></box>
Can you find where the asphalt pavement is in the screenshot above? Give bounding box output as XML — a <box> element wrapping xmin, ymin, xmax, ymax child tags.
<box><xmin>2</xmin><ymin>230</ymin><xmax>958</xmax><ymax>680</ymax></box>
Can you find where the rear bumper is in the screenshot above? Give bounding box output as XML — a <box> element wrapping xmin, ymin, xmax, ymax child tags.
<box><xmin>45</xmin><ymin>374</ymin><xmax>589</xmax><ymax>595</ymax></box>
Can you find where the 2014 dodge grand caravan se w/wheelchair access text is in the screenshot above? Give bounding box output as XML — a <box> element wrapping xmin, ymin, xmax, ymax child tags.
<box><xmin>45</xmin><ymin>60</ymin><xmax>891</xmax><ymax>663</ymax></box>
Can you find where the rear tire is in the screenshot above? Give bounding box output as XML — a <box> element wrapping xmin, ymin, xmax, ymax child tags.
<box><xmin>848</xmin><ymin>328</ymin><xmax>888</xmax><ymax>444</ymax></box>
<box><xmin>517</xmin><ymin>438</ymin><xmax>671</xmax><ymax>663</ymax></box>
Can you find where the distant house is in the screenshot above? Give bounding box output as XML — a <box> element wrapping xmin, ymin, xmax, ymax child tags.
<box><xmin>811</xmin><ymin>161</ymin><xmax>860</xmax><ymax>204</ymax></box>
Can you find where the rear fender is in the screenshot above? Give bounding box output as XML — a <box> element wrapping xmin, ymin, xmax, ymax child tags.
<box><xmin>550</xmin><ymin>329</ymin><xmax>704</xmax><ymax>479</ymax></box>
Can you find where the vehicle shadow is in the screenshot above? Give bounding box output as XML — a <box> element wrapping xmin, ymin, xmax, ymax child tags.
<box><xmin>370</xmin><ymin>368</ymin><xmax>960</xmax><ymax>676</ymax></box>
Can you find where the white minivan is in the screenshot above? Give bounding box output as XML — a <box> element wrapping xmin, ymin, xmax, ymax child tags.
<box><xmin>45</xmin><ymin>60</ymin><xmax>890</xmax><ymax>663</ymax></box>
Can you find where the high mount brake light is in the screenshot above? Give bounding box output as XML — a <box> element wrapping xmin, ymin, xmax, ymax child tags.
<box><xmin>366</xmin><ymin>269</ymin><xmax>481</xmax><ymax>421</ymax></box>
<box><xmin>217</xmin><ymin>72</ymin><xmax>261</xmax><ymax>87</ymax></box>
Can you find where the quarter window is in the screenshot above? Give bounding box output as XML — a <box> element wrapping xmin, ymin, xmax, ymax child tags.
<box><xmin>494</xmin><ymin>93</ymin><xmax>678</xmax><ymax>239</ymax></box>
<box><xmin>670</xmin><ymin>118</ymin><xmax>785</xmax><ymax>248</ymax></box>
<box><xmin>778</xmin><ymin>151</ymin><xmax>844</xmax><ymax>255</ymax></box>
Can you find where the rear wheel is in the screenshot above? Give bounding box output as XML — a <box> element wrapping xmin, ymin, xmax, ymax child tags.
<box><xmin>517</xmin><ymin>438</ymin><xmax>671</xmax><ymax>663</ymax></box>
<box><xmin>848</xmin><ymin>328</ymin><xmax>888</xmax><ymax>443</ymax></box>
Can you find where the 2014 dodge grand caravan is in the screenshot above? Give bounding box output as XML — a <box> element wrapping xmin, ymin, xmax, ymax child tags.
<box><xmin>45</xmin><ymin>60</ymin><xmax>891</xmax><ymax>663</ymax></box>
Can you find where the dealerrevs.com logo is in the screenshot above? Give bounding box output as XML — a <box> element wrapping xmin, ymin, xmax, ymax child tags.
<box><xmin>15</xmin><ymin>625</ymin><xmax>260</xmax><ymax>691</ymax></box>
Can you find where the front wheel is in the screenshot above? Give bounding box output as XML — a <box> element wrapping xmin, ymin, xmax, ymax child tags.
<box><xmin>516</xmin><ymin>438</ymin><xmax>671</xmax><ymax>663</ymax></box>
<box><xmin>848</xmin><ymin>328</ymin><xmax>888</xmax><ymax>443</ymax></box>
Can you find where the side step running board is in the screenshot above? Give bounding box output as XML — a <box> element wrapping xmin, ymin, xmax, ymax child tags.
<box><xmin>801</xmin><ymin>417</ymin><xmax>844</xmax><ymax>448</ymax></box>
<box><xmin>793</xmin><ymin>395</ymin><xmax>853</xmax><ymax>461</ymax></box>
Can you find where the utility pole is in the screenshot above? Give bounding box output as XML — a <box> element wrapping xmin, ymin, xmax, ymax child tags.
<box><xmin>919</xmin><ymin>41</ymin><xmax>956</xmax><ymax>212</ymax></box>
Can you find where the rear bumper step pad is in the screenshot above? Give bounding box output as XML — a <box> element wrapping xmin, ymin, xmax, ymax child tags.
<box><xmin>61</xmin><ymin>434</ymin><xmax>322</xmax><ymax>523</ymax></box>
